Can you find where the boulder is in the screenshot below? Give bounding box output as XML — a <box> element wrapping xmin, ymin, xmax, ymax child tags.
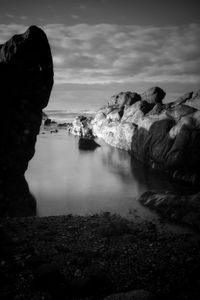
<box><xmin>109</xmin><ymin>91</ymin><xmax>141</xmax><ymax>107</ymax></box>
<box><xmin>71</xmin><ymin>115</ymin><xmax>93</xmax><ymax>137</ymax></box>
<box><xmin>0</xmin><ymin>26</ymin><xmax>53</xmax><ymax>216</ymax></box>
<box><xmin>44</xmin><ymin>118</ymin><xmax>52</xmax><ymax>126</ymax></box>
<box><xmin>139</xmin><ymin>191</ymin><xmax>200</xmax><ymax>231</ymax></box>
<box><xmin>78</xmin><ymin>137</ymin><xmax>100</xmax><ymax>150</ymax></box>
<box><xmin>131</xmin><ymin>117</ymin><xmax>200</xmax><ymax>179</ymax></box>
<box><xmin>141</xmin><ymin>86</ymin><xmax>166</xmax><ymax>104</ymax></box>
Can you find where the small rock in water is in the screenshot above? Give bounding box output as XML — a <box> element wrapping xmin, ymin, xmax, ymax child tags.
<box><xmin>78</xmin><ymin>137</ymin><xmax>100</xmax><ymax>150</ymax></box>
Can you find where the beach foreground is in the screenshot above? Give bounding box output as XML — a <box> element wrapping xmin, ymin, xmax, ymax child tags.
<box><xmin>1</xmin><ymin>213</ymin><xmax>200</xmax><ymax>300</ymax></box>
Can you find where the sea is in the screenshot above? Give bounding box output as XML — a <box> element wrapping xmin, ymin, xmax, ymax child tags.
<box><xmin>25</xmin><ymin>109</ymin><xmax>189</xmax><ymax>231</ymax></box>
<box><xmin>44</xmin><ymin>109</ymin><xmax>95</xmax><ymax>123</ymax></box>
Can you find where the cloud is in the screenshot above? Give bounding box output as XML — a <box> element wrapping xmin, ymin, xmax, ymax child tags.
<box><xmin>42</xmin><ymin>23</ymin><xmax>200</xmax><ymax>85</ymax></box>
<box><xmin>79</xmin><ymin>5</ymin><xmax>86</xmax><ymax>10</ymax></box>
<box><xmin>71</xmin><ymin>15</ymin><xmax>80</xmax><ymax>19</ymax></box>
<box><xmin>20</xmin><ymin>16</ymin><xmax>28</xmax><ymax>20</ymax></box>
<box><xmin>0</xmin><ymin>24</ymin><xmax>26</xmax><ymax>43</ymax></box>
<box><xmin>0</xmin><ymin>23</ymin><xmax>199</xmax><ymax>86</ymax></box>
<box><xmin>5</xmin><ymin>13</ymin><xmax>15</xmax><ymax>18</ymax></box>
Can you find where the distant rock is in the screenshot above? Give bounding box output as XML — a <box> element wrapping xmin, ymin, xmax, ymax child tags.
<box><xmin>0</xmin><ymin>25</ymin><xmax>53</xmax><ymax>216</ymax></box>
<box><xmin>71</xmin><ymin>115</ymin><xmax>94</xmax><ymax>137</ymax></box>
<box><xmin>44</xmin><ymin>118</ymin><xmax>52</xmax><ymax>126</ymax></box>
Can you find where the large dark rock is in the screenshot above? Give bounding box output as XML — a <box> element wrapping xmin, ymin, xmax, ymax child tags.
<box><xmin>141</xmin><ymin>86</ymin><xmax>166</xmax><ymax>104</ymax></box>
<box><xmin>139</xmin><ymin>191</ymin><xmax>200</xmax><ymax>231</ymax></box>
<box><xmin>0</xmin><ymin>26</ymin><xmax>54</xmax><ymax>216</ymax></box>
<box><xmin>131</xmin><ymin>118</ymin><xmax>200</xmax><ymax>183</ymax></box>
<box><xmin>78</xmin><ymin>137</ymin><xmax>100</xmax><ymax>150</ymax></box>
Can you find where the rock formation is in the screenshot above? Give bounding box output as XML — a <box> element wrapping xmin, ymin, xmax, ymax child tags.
<box><xmin>71</xmin><ymin>115</ymin><xmax>94</xmax><ymax>137</ymax></box>
<box><xmin>0</xmin><ymin>26</ymin><xmax>54</xmax><ymax>216</ymax></box>
<box><xmin>139</xmin><ymin>191</ymin><xmax>200</xmax><ymax>231</ymax></box>
<box><xmin>92</xmin><ymin>87</ymin><xmax>200</xmax><ymax>184</ymax></box>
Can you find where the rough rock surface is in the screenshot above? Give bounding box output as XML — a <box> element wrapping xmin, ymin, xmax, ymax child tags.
<box><xmin>139</xmin><ymin>191</ymin><xmax>200</xmax><ymax>231</ymax></box>
<box><xmin>92</xmin><ymin>87</ymin><xmax>200</xmax><ymax>184</ymax></box>
<box><xmin>109</xmin><ymin>91</ymin><xmax>141</xmax><ymax>107</ymax></box>
<box><xmin>71</xmin><ymin>115</ymin><xmax>93</xmax><ymax>137</ymax></box>
<box><xmin>140</xmin><ymin>86</ymin><xmax>166</xmax><ymax>104</ymax></box>
<box><xmin>0</xmin><ymin>26</ymin><xmax>54</xmax><ymax>216</ymax></box>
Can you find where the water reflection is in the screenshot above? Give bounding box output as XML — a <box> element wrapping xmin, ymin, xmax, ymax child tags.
<box><xmin>25</xmin><ymin>131</ymin><xmax>184</xmax><ymax>219</ymax></box>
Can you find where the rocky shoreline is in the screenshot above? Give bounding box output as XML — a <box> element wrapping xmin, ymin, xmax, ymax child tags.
<box><xmin>63</xmin><ymin>87</ymin><xmax>200</xmax><ymax>232</ymax></box>
<box><xmin>1</xmin><ymin>26</ymin><xmax>200</xmax><ymax>300</ymax></box>
<box><xmin>69</xmin><ymin>87</ymin><xmax>200</xmax><ymax>185</ymax></box>
<box><xmin>1</xmin><ymin>213</ymin><xmax>200</xmax><ymax>300</ymax></box>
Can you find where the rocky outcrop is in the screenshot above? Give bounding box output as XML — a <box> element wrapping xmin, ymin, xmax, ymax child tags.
<box><xmin>0</xmin><ymin>26</ymin><xmax>54</xmax><ymax>216</ymax></box>
<box><xmin>71</xmin><ymin>115</ymin><xmax>94</xmax><ymax>137</ymax></box>
<box><xmin>92</xmin><ymin>87</ymin><xmax>200</xmax><ymax>184</ymax></box>
<box><xmin>139</xmin><ymin>191</ymin><xmax>200</xmax><ymax>231</ymax></box>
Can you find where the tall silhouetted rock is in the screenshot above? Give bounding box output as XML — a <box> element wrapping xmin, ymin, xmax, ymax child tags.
<box><xmin>0</xmin><ymin>26</ymin><xmax>54</xmax><ymax>216</ymax></box>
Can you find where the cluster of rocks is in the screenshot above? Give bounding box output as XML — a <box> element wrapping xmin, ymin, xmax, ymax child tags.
<box><xmin>68</xmin><ymin>87</ymin><xmax>200</xmax><ymax>228</ymax></box>
<box><xmin>70</xmin><ymin>115</ymin><xmax>94</xmax><ymax>137</ymax></box>
<box><xmin>0</xmin><ymin>26</ymin><xmax>54</xmax><ymax>216</ymax></box>
<box><xmin>92</xmin><ymin>87</ymin><xmax>200</xmax><ymax>183</ymax></box>
<box><xmin>70</xmin><ymin>87</ymin><xmax>200</xmax><ymax>185</ymax></box>
<box><xmin>139</xmin><ymin>191</ymin><xmax>200</xmax><ymax>231</ymax></box>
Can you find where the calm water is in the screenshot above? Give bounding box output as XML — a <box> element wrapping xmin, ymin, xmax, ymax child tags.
<box><xmin>25</xmin><ymin>130</ymin><xmax>184</xmax><ymax>220</ymax></box>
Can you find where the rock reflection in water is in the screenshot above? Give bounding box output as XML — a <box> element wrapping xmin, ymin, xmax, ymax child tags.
<box><xmin>26</xmin><ymin>133</ymin><xmax>184</xmax><ymax>219</ymax></box>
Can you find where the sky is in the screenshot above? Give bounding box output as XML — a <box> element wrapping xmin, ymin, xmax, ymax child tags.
<box><xmin>0</xmin><ymin>0</ymin><xmax>200</xmax><ymax>111</ymax></box>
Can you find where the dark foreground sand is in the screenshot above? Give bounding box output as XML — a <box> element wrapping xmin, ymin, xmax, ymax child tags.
<box><xmin>1</xmin><ymin>213</ymin><xmax>200</xmax><ymax>300</ymax></box>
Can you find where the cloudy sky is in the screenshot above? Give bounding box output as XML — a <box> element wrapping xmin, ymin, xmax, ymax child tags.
<box><xmin>0</xmin><ymin>0</ymin><xmax>199</xmax><ymax>111</ymax></box>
